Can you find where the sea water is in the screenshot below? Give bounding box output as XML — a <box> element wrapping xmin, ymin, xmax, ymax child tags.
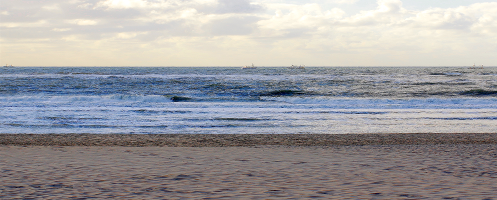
<box><xmin>1</xmin><ymin>67</ymin><xmax>496</xmax><ymax>134</ymax></box>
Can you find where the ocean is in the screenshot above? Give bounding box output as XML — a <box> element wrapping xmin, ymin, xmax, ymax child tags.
<box><xmin>1</xmin><ymin>67</ymin><xmax>496</xmax><ymax>134</ymax></box>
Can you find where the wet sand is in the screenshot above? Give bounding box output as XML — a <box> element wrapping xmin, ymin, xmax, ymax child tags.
<box><xmin>1</xmin><ymin>134</ymin><xmax>497</xmax><ymax>199</ymax></box>
<box><xmin>2</xmin><ymin>133</ymin><xmax>497</xmax><ymax>146</ymax></box>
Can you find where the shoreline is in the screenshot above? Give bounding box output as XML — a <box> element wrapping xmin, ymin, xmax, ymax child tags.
<box><xmin>1</xmin><ymin>133</ymin><xmax>496</xmax><ymax>146</ymax></box>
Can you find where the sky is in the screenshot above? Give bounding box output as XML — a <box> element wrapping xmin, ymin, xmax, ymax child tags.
<box><xmin>0</xmin><ymin>0</ymin><xmax>496</xmax><ymax>66</ymax></box>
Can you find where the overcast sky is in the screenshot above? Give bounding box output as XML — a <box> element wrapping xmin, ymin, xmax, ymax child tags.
<box><xmin>1</xmin><ymin>0</ymin><xmax>496</xmax><ymax>66</ymax></box>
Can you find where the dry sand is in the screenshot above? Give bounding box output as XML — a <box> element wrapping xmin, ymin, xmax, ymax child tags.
<box><xmin>1</xmin><ymin>134</ymin><xmax>497</xmax><ymax>199</ymax></box>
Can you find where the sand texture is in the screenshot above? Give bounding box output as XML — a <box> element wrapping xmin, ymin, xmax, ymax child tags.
<box><xmin>1</xmin><ymin>133</ymin><xmax>497</xmax><ymax>146</ymax></box>
<box><xmin>2</xmin><ymin>134</ymin><xmax>497</xmax><ymax>199</ymax></box>
<box><xmin>1</xmin><ymin>144</ymin><xmax>496</xmax><ymax>199</ymax></box>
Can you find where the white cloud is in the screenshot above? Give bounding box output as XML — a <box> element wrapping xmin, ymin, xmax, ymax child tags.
<box><xmin>115</xmin><ymin>31</ymin><xmax>147</xmax><ymax>39</ymax></box>
<box><xmin>258</xmin><ymin>4</ymin><xmax>345</xmax><ymax>32</ymax></box>
<box><xmin>1</xmin><ymin>0</ymin><xmax>496</xmax><ymax>66</ymax></box>
<box><xmin>464</xmin><ymin>3</ymin><xmax>497</xmax><ymax>35</ymax></box>
<box><xmin>52</xmin><ymin>28</ymin><xmax>72</xmax><ymax>32</ymax></box>
<box><xmin>404</xmin><ymin>8</ymin><xmax>474</xmax><ymax>29</ymax></box>
<box><xmin>394</xmin><ymin>2</ymin><xmax>497</xmax><ymax>35</ymax></box>
<box><xmin>0</xmin><ymin>20</ymin><xmax>49</xmax><ymax>28</ymax></box>
<box><xmin>95</xmin><ymin>0</ymin><xmax>150</xmax><ymax>9</ymax></box>
<box><xmin>339</xmin><ymin>0</ymin><xmax>407</xmax><ymax>26</ymax></box>
<box><xmin>331</xmin><ymin>0</ymin><xmax>359</xmax><ymax>4</ymax></box>
<box><xmin>94</xmin><ymin>0</ymin><xmax>218</xmax><ymax>10</ymax></box>
<box><xmin>377</xmin><ymin>0</ymin><xmax>403</xmax><ymax>13</ymax></box>
<box><xmin>67</xmin><ymin>19</ymin><xmax>98</xmax><ymax>26</ymax></box>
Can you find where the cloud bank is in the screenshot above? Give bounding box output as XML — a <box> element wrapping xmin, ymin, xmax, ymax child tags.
<box><xmin>1</xmin><ymin>0</ymin><xmax>496</xmax><ymax>66</ymax></box>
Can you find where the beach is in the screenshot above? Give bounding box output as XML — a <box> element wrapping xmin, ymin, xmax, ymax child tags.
<box><xmin>1</xmin><ymin>133</ymin><xmax>496</xmax><ymax>199</ymax></box>
<box><xmin>3</xmin><ymin>0</ymin><xmax>497</xmax><ymax>197</ymax></box>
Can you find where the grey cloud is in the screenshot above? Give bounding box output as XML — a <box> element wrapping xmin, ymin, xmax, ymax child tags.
<box><xmin>380</xmin><ymin>0</ymin><xmax>403</xmax><ymax>14</ymax></box>
<box><xmin>215</xmin><ymin>0</ymin><xmax>264</xmax><ymax>14</ymax></box>
<box><xmin>1</xmin><ymin>0</ymin><xmax>157</xmax><ymax>41</ymax></box>
<box><xmin>0</xmin><ymin>0</ymin><xmax>61</xmax><ymax>23</ymax></box>
<box><xmin>436</xmin><ymin>14</ymin><xmax>474</xmax><ymax>30</ymax></box>
<box><xmin>1</xmin><ymin>0</ymin><xmax>143</xmax><ymax>23</ymax></box>
<box><xmin>1</xmin><ymin>27</ymin><xmax>61</xmax><ymax>40</ymax></box>
<box><xmin>203</xmin><ymin>16</ymin><xmax>260</xmax><ymax>36</ymax></box>
<box><xmin>402</xmin><ymin>10</ymin><xmax>476</xmax><ymax>30</ymax></box>
<box><xmin>152</xmin><ymin>20</ymin><xmax>200</xmax><ymax>36</ymax></box>
<box><xmin>281</xmin><ymin>28</ymin><xmax>309</xmax><ymax>39</ymax></box>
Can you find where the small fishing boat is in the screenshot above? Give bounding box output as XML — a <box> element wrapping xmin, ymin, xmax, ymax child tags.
<box><xmin>4</xmin><ymin>64</ymin><xmax>13</xmax><ymax>68</ymax></box>
<box><xmin>242</xmin><ymin>63</ymin><xmax>257</xmax><ymax>69</ymax></box>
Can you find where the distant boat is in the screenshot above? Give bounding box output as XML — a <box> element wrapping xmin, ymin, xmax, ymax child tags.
<box><xmin>288</xmin><ymin>64</ymin><xmax>305</xmax><ymax>69</ymax></box>
<box><xmin>469</xmin><ymin>64</ymin><xmax>483</xmax><ymax>69</ymax></box>
<box><xmin>242</xmin><ymin>63</ymin><xmax>257</xmax><ymax>69</ymax></box>
<box><xmin>4</xmin><ymin>64</ymin><xmax>13</xmax><ymax>68</ymax></box>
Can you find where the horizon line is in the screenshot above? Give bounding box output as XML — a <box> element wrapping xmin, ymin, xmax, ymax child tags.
<box><xmin>3</xmin><ymin>65</ymin><xmax>496</xmax><ymax>68</ymax></box>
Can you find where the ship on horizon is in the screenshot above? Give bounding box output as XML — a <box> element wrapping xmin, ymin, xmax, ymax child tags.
<box><xmin>242</xmin><ymin>63</ymin><xmax>257</xmax><ymax>69</ymax></box>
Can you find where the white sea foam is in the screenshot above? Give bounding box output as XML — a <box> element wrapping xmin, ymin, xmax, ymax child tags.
<box><xmin>2</xmin><ymin>96</ymin><xmax>496</xmax><ymax>134</ymax></box>
<box><xmin>260</xmin><ymin>97</ymin><xmax>497</xmax><ymax>109</ymax></box>
<box><xmin>1</xmin><ymin>67</ymin><xmax>496</xmax><ymax>134</ymax></box>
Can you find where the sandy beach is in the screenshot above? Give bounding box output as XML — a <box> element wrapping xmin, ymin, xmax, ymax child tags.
<box><xmin>2</xmin><ymin>133</ymin><xmax>497</xmax><ymax>146</ymax></box>
<box><xmin>1</xmin><ymin>133</ymin><xmax>497</xmax><ymax>199</ymax></box>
